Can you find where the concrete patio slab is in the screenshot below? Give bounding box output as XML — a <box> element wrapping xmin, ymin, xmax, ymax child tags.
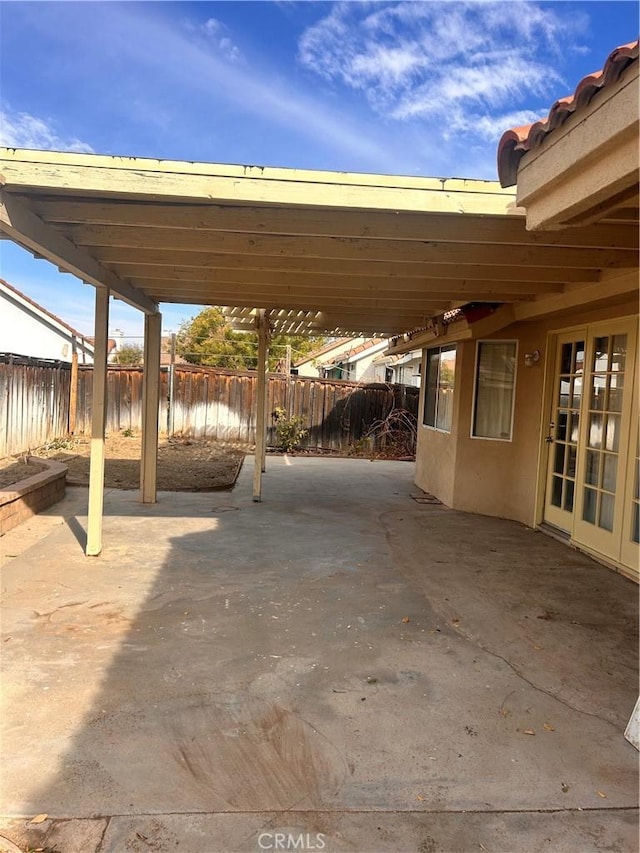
<box><xmin>1</xmin><ymin>456</ymin><xmax>637</xmax><ymax>852</ymax></box>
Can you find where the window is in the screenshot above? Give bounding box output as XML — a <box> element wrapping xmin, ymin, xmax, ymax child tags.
<box><xmin>472</xmin><ymin>341</ymin><xmax>517</xmax><ymax>440</ymax></box>
<box><xmin>423</xmin><ymin>345</ymin><xmax>456</xmax><ymax>432</ymax></box>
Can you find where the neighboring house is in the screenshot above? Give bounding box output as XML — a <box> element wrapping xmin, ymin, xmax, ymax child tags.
<box><xmin>0</xmin><ymin>279</ymin><xmax>107</xmax><ymax>364</ymax></box>
<box><xmin>397</xmin><ymin>41</ymin><xmax>639</xmax><ymax>581</ymax></box>
<box><xmin>295</xmin><ymin>337</ymin><xmax>388</xmax><ymax>381</ymax></box>
<box><xmin>373</xmin><ymin>350</ymin><xmax>422</xmax><ymax>387</ymax></box>
<box><xmin>295</xmin><ymin>338</ymin><xmax>355</xmax><ymax>377</ymax></box>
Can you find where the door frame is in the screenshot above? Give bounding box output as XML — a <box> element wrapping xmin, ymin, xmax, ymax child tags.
<box><xmin>572</xmin><ymin>317</ymin><xmax>637</xmax><ymax>564</ymax></box>
<box><xmin>536</xmin><ymin>315</ymin><xmax>639</xmax><ymax>578</ymax></box>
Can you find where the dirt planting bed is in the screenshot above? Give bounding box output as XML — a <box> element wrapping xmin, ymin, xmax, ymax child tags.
<box><xmin>35</xmin><ymin>433</ymin><xmax>247</xmax><ymax>491</ymax></box>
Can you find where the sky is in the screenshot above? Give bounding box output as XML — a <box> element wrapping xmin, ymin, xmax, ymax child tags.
<box><xmin>0</xmin><ymin>0</ymin><xmax>638</xmax><ymax>341</ymax></box>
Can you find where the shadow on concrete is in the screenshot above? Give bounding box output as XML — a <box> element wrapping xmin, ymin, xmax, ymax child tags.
<box><xmin>1</xmin><ymin>458</ymin><xmax>638</xmax><ymax>852</ymax></box>
<box><xmin>64</xmin><ymin>513</ymin><xmax>87</xmax><ymax>551</ymax></box>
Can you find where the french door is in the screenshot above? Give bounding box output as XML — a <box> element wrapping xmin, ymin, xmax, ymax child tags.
<box><xmin>544</xmin><ymin>318</ymin><xmax>638</xmax><ymax>574</ymax></box>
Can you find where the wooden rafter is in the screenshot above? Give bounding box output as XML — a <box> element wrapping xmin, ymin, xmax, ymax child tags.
<box><xmin>0</xmin><ymin>147</ymin><xmax>636</xmax><ymax>338</ymax></box>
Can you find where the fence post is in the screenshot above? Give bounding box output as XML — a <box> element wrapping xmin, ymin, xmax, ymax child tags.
<box><xmin>69</xmin><ymin>351</ymin><xmax>78</xmax><ymax>435</ymax></box>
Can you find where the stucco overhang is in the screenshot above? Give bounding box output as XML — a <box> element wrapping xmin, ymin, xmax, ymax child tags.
<box><xmin>497</xmin><ymin>42</ymin><xmax>639</xmax><ymax>231</ymax></box>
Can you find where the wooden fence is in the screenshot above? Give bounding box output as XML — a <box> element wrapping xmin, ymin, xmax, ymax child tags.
<box><xmin>0</xmin><ymin>355</ymin><xmax>72</xmax><ymax>457</ymax></box>
<box><xmin>2</xmin><ymin>360</ymin><xmax>419</xmax><ymax>456</ymax></box>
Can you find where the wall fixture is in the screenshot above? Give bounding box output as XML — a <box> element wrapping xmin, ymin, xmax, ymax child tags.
<box><xmin>524</xmin><ymin>349</ymin><xmax>541</xmax><ymax>367</ymax></box>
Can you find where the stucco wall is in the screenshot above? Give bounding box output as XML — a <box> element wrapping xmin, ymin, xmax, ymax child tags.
<box><xmin>415</xmin><ymin>293</ymin><xmax>638</xmax><ymax>527</ymax></box>
<box><xmin>451</xmin><ymin>327</ymin><xmax>543</xmax><ymax>525</ymax></box>
<box><xmin>414</xmin><ymin>346</ymin><xmax>463</xmax><ymax>507</ymax></box>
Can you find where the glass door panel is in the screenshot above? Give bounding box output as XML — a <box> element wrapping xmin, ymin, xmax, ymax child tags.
<box><xmin>581</xmin><ymin>334</ymin><xmax>625</xmax><ymax>532</ymax></box>
<box><xmin>544</xmin><ymin>332</ymin><xmax>585</xmax><ymax>531</ymax></box>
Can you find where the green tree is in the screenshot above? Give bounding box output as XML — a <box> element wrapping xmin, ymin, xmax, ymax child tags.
<box><xmin>113</xmin><ymin>343</ymin><xmax>144</xmax><ymax>365</ymax></box>
<box><xmin>176</xmin><ymin>308</ymin><xmax>325</xmax><ymax>371</ymax></box>
<box><xmin>176</xmin><ymin>307</ymin><xmax>253</xmax><ymax>368</ymax></box>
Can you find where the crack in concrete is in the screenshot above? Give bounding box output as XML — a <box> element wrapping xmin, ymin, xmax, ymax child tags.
<box><xmin>379</xmin><ymin>508</ymin><xmax>627</xmax><ymax>731</ymax></box>
<box><xmin>454</xmin><ymin>626</ymin><xmax>623</xmax><ymax>730</ymax></box>
<box><xmin>95</xmin><ymin>815</ymin><xmax>110</xmax><ymax>852</ymax></box>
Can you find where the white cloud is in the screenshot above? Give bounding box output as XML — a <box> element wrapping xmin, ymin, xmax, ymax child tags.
<box><xmin>118</xmin><ymin>6</ymin><xmax>391</xmax><ymax>169</ymax></box>
<box><xmin>299</xmin><ymin>1</ymin><xmax>586</xmax><ymax>136</ymax></box>
<box><xmin>202</xmin><ymin>17</ymin><xmax>242</xmax><ymax>63</ymax></box>
<box><xmin>446</xmin><ymin>109</ymin><xmax>547</xmax><ymax>143</ymax></box>
<box><xmin>0</xmin><ymin>109</ymin><xmax>94</xmax><ymax>153</ymax></box>
<box><xmin>183</xmin><ymin>16</ymin><xmax>243</xmax><ymax>63</ymax></box>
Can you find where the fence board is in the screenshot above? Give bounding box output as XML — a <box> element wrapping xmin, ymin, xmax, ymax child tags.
<box><xmin>1</xmin><ymin>360</ymin><xmax>419</xmax><ymax>457</ymax></box>
<box><xmin>0</xmin><ymin>356</ymin><xmax>72</xmax><ymax>456</ymax></box>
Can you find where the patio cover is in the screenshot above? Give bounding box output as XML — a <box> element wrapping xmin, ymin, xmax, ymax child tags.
<box><xmin>0</xmin><ymin>148</ymin><xmax>637</xmax><ymax>553</ymax></box>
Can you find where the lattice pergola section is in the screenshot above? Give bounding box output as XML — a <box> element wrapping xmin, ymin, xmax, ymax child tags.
<box><xmin>222</xmin><ymin>307</ymin><xmax>333</xmax><ymax>336</ymax></box>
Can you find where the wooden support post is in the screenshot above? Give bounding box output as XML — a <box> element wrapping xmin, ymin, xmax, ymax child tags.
<box><xmin>69</xmin><ymin>350</ymin><xmax>78</xmax><ymax>435</ymax></box>
<box><xmin>253</xmin><ymin>310</ymin><xmax>270</xmax><ymax>502</ymax></box>
<box><xmin>140</xmin><ymin>311</ymin><xmax>162</xmax><ymax>503</ymax></box>
<box><xmin>262</xmin><ymin>356</ymin><xmax>270</xmax><ymax>473</ymax></box>
<box><xmin>86</xmin><ymin>287</ymin><xmax>109</xmax><ymax>556</ymax></box>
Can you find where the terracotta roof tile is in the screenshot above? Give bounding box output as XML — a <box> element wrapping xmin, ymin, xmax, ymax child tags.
<box><xmin>342</xmin><ymin>337</ymin><xmax>385</xmax><ymax>358</ymax></box>
<box><xmin>497</xmin><ymin>40</ymin><xmax>639</xmax><ymax>187</ymax></box>
<box><xmin>294</xmin><ymin>337</ymin><xmax>355</xmax><ymax>366</ymax></box>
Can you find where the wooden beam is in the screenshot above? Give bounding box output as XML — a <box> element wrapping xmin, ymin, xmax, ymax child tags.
<box><xmin>0</xmin><ymin>149</ymin><xmax>517</xmax><ymax>214</ymax></box>
<box><xmin>253</xmin><ymin>310</ymin><xmax>269</xmax><ymax>502</ymax></box>
<box><xmin>86</xmin><ymin>287</ymin><xmax>109</xmax><ymax>557</ymax></box>
<box><xmin>0</xmin><ymin>191</ymin><xmax>158</xmax><ymax>314</ymax></box>
<box><xmin>514</xmin><ymin>270</ymin><xmax>639</xmax><ymax>322</ymax></box>
<box><xmin>94</xmin><ymin>248</ymin><xmax>598</xmax><ymax>283</ymax></box>
<box><xmin>119</xmin><ymin>265</ymin><xmax>564</xmax><ymax>295</ymax></box>
<box><xmin>60</xmin><ymin>224</ymin><xmax>635</xmax><ymax>268</ymax></box>
<box><xmin>147</xmin><ymin>292</ymin><xmax>454</xmax><ymax>311</ymax></box>
<box><xmin>140</xmin><ymin>312</ymin><xmax>162</xmax><ymax>503</ymax></box>
<box><xmin>30</xmin><ymin>197</ymin><xmax>639</xmax><ymax>249</ymax></box>
<box><xmin>141</xmin><ymin>282</ymin><xmax>547</xmax><ymax>302</ymax></box>
<box><xmin>144</xmin><ymin>290</ymin><xmax>540</xmax><ymax>308</ymax></box>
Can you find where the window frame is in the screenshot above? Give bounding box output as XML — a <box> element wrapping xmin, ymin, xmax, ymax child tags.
<box><xmin>422</xmin><ymin>344</ymin><xmax>456</xmax><ymax>434</ymax></box>
<box><xmin>470</xmin><ymin>339</ymin><xmax>518</xmax><ymax>442</ymax></box>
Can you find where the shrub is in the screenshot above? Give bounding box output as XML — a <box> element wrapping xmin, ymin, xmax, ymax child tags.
<box><xmin>272</xmin><ymin>407</ymin><xmax>308</xmax><ymax>452</ymax></box>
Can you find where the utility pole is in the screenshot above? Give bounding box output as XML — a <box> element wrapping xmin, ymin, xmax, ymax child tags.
<box><xmin>284</xmin><ymin>344</ymin><xmax>292</xmax><ymax>417</ymax></box>
<box><xmin>168</xmin><ymin>333</ymin><xmax>176</xmax><ymax>436</ymax></box>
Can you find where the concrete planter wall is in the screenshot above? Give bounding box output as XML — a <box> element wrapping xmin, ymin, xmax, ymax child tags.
<box><xmin>0</xmin><ymin>458</ymin><xmax>67</xmax><ymax>536</ymax></box>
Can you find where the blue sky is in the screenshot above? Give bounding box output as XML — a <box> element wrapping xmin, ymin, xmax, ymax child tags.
<box><xmin>1</xmin><ymin>0</ymin><xmax>637</xmax><ymax>341</ymax></box>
